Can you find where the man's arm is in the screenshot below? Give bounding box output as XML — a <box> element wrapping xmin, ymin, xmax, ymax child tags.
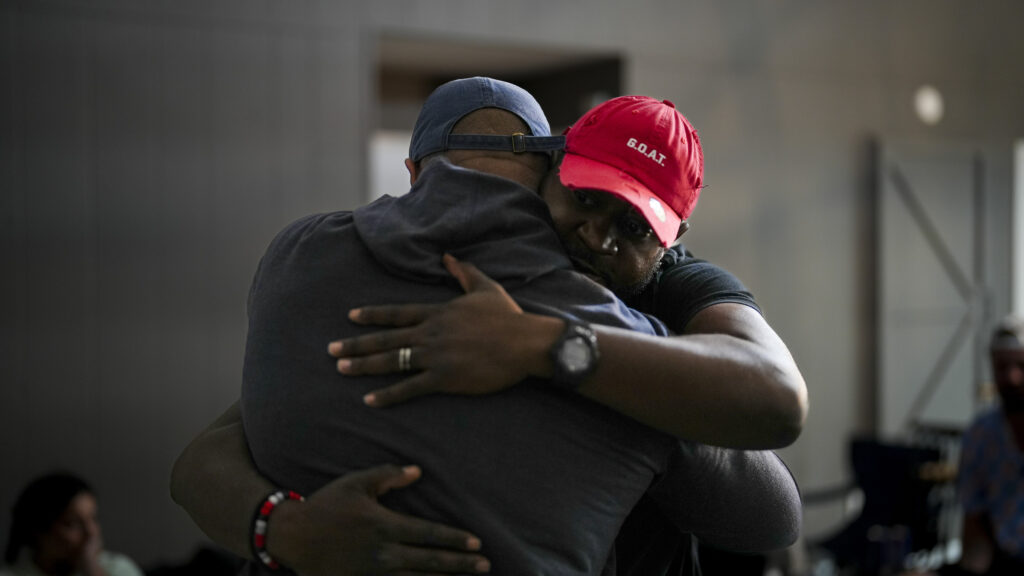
<box><xmin>170</xmin><ymin>402</ymin><xmax>490</xmax><ymax>575</ymax></box>
<box><xmin>333</xmin><ymin>257</ymin><xmax>807</xmax><ymax>449</ymax></box>
<box><xmin>957</xmin><ymin>513</ymin><xmax>995</xmax><ymax>574</ymax></box>
<box><xmin>170</xmin><ymin>401</ymin><xmax>269</xmax><ymax>558</ymax></box>
<box><xmin>580</xmin><ymin>302</ymin><xmax>806</xmax><ymax>448</ymax></box>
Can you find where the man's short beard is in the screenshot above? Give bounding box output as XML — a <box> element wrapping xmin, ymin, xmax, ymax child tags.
<box><xmin>561</xmin><ymin>239</ymin><xmax>663</xmax><ymax>298</ymax></box>
<box><xmin>571</xmin><ymin>252</ymin><xmax>661</xmax><ymax>298</ymax></box>
<box><xmin>608</xmin><ymin>260</ymin><xmax>661</xmax><ymax>298</ymax></box>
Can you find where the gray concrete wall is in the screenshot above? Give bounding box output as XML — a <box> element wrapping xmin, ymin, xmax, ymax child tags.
<box><xmin>2</xmin><ymin>0</ymin><xmax>1022</xmax><ymax>566</ymax></box>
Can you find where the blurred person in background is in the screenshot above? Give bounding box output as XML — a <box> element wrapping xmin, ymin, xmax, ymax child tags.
<box><xmin>946</xmin><ymin>315</ymin><xmax>1024</xmax><ymax>576</ymax></box>
<box><xmin>1</xmin><ymin>473</ymin><xmax>142</xmax><ymax>576</ymax></box>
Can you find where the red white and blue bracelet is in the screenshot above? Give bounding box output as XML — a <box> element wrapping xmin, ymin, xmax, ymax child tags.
<box><xmin>251</xmin><ymin>489</ymin><xmax>304</xmax><ymax>570</ymax></box>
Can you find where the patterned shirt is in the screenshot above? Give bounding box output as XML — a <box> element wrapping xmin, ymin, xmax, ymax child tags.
<box><xmin>958</xmin><ymin>407</ymin><xmax>1024</xmax><ymax>560</ymax></box>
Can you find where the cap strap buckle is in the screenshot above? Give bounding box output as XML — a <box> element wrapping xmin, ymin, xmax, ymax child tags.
<box><xmin>511</xmin><ymin>133</ymin><xmax>526</xmax><ymax>153</ymax></box>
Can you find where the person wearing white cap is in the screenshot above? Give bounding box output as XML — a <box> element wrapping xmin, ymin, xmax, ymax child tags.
<box><xmin>171</xmin><ymin>78</ymin><xmax>805</xmax><ymax>575</ymax></box>
<box><xmin>943</xmin><ymin>315</ymin><xmax>1024</xmax><ymax>576</ymax></box>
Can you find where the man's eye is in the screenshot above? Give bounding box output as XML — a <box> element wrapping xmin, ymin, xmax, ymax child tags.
<box><xmin>620</xmin><ymin>215</ymin><xmax>653</xmax><ymax>239</ymax></box>
<box><xmin>573</xmin><ymin>189</ymin><xmax>597</xmax><ymax>207</ymax></box>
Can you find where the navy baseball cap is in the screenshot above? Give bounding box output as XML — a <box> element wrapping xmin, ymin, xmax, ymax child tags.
<box><xmin>408</xmin><ymin>77</ymin><xmax>565</xmax><ymax>162</ymax></box>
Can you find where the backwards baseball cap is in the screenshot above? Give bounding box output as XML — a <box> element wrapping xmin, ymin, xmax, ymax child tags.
<box><xmin>560</xmin><ymin>96</ymin><xmax>704</xmax><ymax>247</ymax></box>
<box><xmin>409</xmin><ymin>77</ymin><xmax>565</xmax><ymax>162</ymax></box>
<box><xmin>991</xmin><ymin>314</ymin><xmax>1024</xmax><ymax>351</ymax></box>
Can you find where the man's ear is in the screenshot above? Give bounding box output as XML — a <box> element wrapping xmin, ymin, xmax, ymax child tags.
<box><xmin>405</xmin><ymin>158</ymin><xmax>419</xmax><ymax>185</ymax></box>
<box><xmin>676</xmin><ymin>220</ymin><xmax>690</xmax><ymax>239</ymax></box>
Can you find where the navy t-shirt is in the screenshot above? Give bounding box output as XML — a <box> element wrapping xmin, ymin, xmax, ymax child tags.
<box><xmin>624</xmin><ymin>245</ymin><xmax>760</xmax><ymax>331</ymax></box>
<box><xmin>613</xmin><ymin>247</ymin><xmax>762</xmax><ymax>576</ymax></box>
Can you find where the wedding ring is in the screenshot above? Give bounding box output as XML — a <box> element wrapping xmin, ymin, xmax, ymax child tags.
<box><xmin>398</xmin><ymin>347</ymin><xmax>413</xmax><ymax>372</ymax></box>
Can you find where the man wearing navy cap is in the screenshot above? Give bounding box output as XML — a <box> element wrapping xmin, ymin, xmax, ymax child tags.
<box><xmin>942</xmin><ymin>315</ymin><xmax>1024</xmax><ymax>576</ymax></box>
<box><xmin>172</xmin><ymin>78</ymin><xmax>805</xmax><ymax>575</ymax></box>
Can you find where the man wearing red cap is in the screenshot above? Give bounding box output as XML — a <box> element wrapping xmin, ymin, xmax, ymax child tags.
<box><xmin>335</xmin><ymin>95</ymin><xmax>802</xmax><ymax>451</ymax></box>
<box><xmin>559</xmin><ymin>96</ymin><xmax>704</xmax><ymax>251</ymax></box>
<box><xmin>172</xmin><ymin>84</ymin><xmax>806</xmax><ymax>575</ymax></box>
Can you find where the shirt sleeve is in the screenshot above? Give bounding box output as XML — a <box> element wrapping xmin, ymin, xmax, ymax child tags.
<box><xmin>627</xmin><ymin>246</ymin><xmax>761</xmax><ymax>333</ymax></box>
<box><xmin>645</xmin><ymin>441</ymin><xmax>802</xmax><ymax>554</ymax></box>
<box><xmin>957</xmin><ymin>414</ymin><xmax>992</xmax><ymax>515</ymax></box>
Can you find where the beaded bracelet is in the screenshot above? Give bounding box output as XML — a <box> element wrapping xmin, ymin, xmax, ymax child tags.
<box><xmin>251</xmin><ymin>489</ymin><xmax>304</xmax><ymax>570</ymax></box>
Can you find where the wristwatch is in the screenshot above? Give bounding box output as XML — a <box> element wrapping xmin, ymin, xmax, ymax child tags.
<box><xmin>550</xmin><ymin>319</ymin><xmax>600</xmax><ymax>390</ymax></box>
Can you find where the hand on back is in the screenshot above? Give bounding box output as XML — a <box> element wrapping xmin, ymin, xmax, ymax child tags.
<box><xmin>271</xmin><ymin>464</ymin><xmax>490</xmax><ymax>575</ymax></box>
<box><xmin>330</xmin><ymin>254</ymin><xmax>551</xmax><ymax>407</ymax></box>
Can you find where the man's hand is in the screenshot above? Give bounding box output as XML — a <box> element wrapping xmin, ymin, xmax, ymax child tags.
<box><xmin>270</xmin><ymin>464</ymin><xmax>490</xmax><ymax>575</ymax></box>
<box><xmin>329</xmin><ymin>254</ymin><xmax>560</xmax><ymax>407</ymax></box>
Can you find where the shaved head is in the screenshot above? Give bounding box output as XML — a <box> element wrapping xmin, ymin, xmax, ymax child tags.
<box><xmin>414</xmin><ymin>108</ymin><xmax>550</xmax><ymax>191</ymax></box>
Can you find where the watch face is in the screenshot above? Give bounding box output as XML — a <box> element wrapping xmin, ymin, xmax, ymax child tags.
<box><xmin>559</xmin><ymin>336</ymin><xmax>592</xmax><ymax>374</ymax></box>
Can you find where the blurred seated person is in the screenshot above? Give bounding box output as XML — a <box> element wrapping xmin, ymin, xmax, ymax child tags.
<box><xmin>940</xmin><ymin>314</ymin><xmax>1024</xmax><ymax>576</ymax></box>
<box><xmin>1</xmin><ymin>473</ymin><xmax>142</xmax><ymax>576</ymax></box>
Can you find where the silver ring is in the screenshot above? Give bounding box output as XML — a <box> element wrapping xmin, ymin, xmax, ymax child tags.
<box><xmin>398</xmin><ymin>347</ymin><xmax>412</xmax><ymax>372</ymax></box>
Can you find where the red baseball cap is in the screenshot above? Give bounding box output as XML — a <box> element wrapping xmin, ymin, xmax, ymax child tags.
<box><xmin>560</xmin><ymin>96</ymin><xmax>704</xmax><ymax>247</ymax></box>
